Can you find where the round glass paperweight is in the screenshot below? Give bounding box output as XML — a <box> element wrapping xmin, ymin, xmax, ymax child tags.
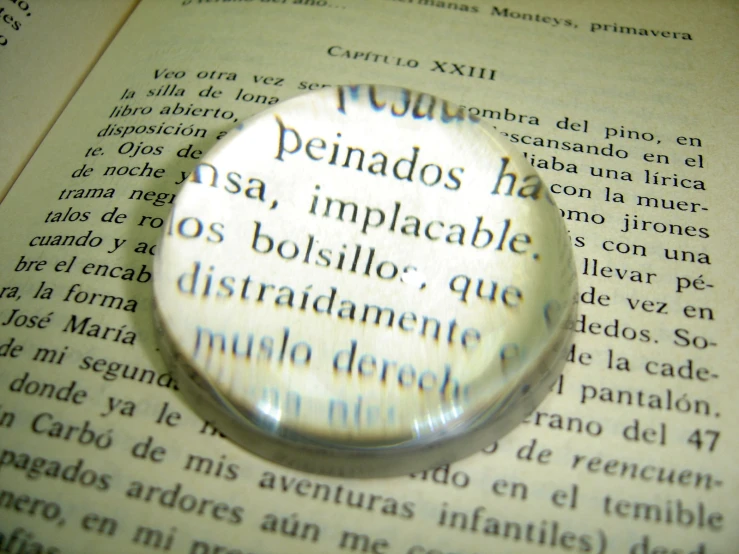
<box><xmin>153</xmin><ymin>85</ymin><xmax>577</xmax><ymax>477</ymax></box>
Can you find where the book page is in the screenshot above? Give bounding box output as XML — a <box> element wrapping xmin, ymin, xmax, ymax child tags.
<box><xmin>0</xmin><ymin>0</ymin><xmax>139</xmax><ymax>200</ymax></box>
<box><xmin>0</xmin><ymin>1</ymin><xmax>736</xmax><ymax>552</ymax></box>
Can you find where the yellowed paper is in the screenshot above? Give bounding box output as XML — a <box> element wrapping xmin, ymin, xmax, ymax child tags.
<box><xmin>0</xmin><ymin>0</ymin><xmax>139</xmax><ymax>199</ymax></box>
<box><xmin>0</xmin><ymin>1</ymin><xmax>736</xmax><ymax>552</ymax></box>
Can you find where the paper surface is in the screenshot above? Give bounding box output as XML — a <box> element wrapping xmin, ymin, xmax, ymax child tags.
<box><xmin>0</xmin><ymin>0</ymin><xmax>138</xmax><ymax>200</ymax></box>
<box><xmin>0</xmin><ymin>1</ymin><xmax>736</xmax><ymax>552</ymax></box>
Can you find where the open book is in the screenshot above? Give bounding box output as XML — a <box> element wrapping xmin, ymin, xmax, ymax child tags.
<box><xmin>0</xmin><ymin>1</ymin><xmax>735</xmax><ymax>552</ymax></box>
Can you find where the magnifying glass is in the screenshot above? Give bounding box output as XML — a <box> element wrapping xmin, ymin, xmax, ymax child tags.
<box><xmin>153</xmin><ymin>85</ymin><xmax>577</xmax><ymax>477</ymax></box>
